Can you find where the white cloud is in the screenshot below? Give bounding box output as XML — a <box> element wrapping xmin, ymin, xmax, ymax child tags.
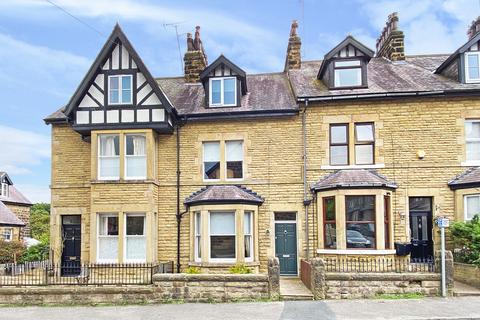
<box><xmin>15</xmin><ymin>183</ymin><xmax>51</xmax><ymax>203</ymax></box>
<box><xmin>0</xmin><ymin>125</ymin><xmax>50</xmax><ymax>176</ymax></box>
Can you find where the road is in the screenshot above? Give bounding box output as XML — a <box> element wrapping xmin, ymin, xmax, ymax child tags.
<box><xmin>2</xmin><ymin>296</ymin><xmax>480</xmax><ymax>320</ymax></box>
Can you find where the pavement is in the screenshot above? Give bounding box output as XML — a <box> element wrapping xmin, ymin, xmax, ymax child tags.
<box><xmin>2</xmin><ymin>296</ymin><xmax>480</xmax><ymax>320</ymax></box>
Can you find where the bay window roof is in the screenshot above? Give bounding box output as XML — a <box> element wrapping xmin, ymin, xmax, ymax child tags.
<box><xmin>311</xmin><ymin>169</ymin><xmax>397</xmax><ymax>192</ymax></box>
<box><xmin>184</xmin><ymin>185</ymin><xmax>264</xmax><ymax>206</ymax></box>
<box><xmin>448</xmin><ymin>167</ymin><xmax>480</xmax><ymax>190</ymax></box>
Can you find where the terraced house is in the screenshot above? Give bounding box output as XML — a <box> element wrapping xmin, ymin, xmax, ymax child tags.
<box><xmin>44</xmin><ymin>13</ymin><xmax>480</xmax><ymax>277</ymax></box>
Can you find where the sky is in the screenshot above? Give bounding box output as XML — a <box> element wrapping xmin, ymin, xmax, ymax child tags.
<box><xmin>0</xmin><ymin>0</ymin><xmax>479</xmax><ymax>203</ymax></box>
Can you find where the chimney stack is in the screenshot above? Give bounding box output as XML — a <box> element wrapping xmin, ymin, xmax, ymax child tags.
<box><xmin>184</xmin><ymin>26</ymin><xmax>208</xmax><ymax>83</ymax></box>
<box><xmin>284</xmin><ymin>20</ymin><xmax>302</xmax><ymax>71</ymax></box>
<box><xmin>467</xmin><ymin>16</ymin><xmax>480</xmax><ymax>40</ymax></box>
<box><xmin>376</xmin><ymin>12</ymin><xmax>405</xmax><ymax>61</ymax></box>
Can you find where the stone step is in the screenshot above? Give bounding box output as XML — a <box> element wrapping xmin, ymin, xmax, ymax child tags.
<box><xmin>453</xmin><ymin>291</ymin><xmax>480</xmax><ymax>297</ymax></box>
<box><xmin>281</xmin><ymin>294</ymin><xmax>314</xmax><ymax>301</ymax></box>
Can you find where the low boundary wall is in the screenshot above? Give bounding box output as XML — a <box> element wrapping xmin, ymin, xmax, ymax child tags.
<box><xmin>454</xmin><ymin>262</ymin><xmax>480</xmax><ymax>289</ymax></box>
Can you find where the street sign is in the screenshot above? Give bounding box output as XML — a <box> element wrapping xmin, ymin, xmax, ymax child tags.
<box><xmin>437</xmin><ymin>217</ymin><xmax>449</xmax><ymax>228</ymax></box>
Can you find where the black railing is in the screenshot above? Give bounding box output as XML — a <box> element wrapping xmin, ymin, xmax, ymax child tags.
<box><xmin>0</xmin><ymin>261</ymin><xmax>174</xmax><ymax>286</ymax></box>
<box><xmin>324</xmin><ymin>257</ymin><xmax>436</xmax><ymax>273</ymax></box>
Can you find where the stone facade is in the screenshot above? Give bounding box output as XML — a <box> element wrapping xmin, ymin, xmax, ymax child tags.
<box><xmin>454</xmin><ymin>262</ymin><xmax>480</xmax><ymax>289</ymax></box>
<box><xmin>4</xmin><ymin>203</ymin><xmax>31</xmax><ymax>237</ymax></box>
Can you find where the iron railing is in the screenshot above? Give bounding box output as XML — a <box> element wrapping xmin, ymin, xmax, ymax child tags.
<box><xmin>0</xmin><ymin>261</ymin><xmax>174</xmax><ymax>286</ymax></box>
<box><xmin>324</xmin><ymin>257</ymin><xmax>436</xmax><ymax>273</ymax></box>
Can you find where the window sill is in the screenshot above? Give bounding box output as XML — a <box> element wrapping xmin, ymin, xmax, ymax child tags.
<box><xmin>188</xmin><ymin>261</ymin><xmax>260</xmax><ymax>268</ymax></box>
<box><xmin>317</xmin><ymin>249</ymin><xmax>396</xmax><ymax>255</ymax></box>
<box><xmin>320</xmin><ymin>164</ymin><xmax>385</xmax><ymax>170</ymax></box>
<box><xmin>461</xmin><ymin>161</ymin><xmax>480</xmax><ymax>167</ymax></box>
<box><xmin>91</xmin><ymin>179</ymin><xmax>159</xmax><ymax>185</ymax></box>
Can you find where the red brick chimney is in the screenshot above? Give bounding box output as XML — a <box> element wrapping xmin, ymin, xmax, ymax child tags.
<box><xmin>376</xmin><ymin>12</ymin><xmax>405</xmax><ymax>61</ymax></box>
<box><xmin>284</xmin><ymin>20</ymin><xmax>302</xmax><ymax>71</ymax></box>
<box><xmin>467</xmin><ymin>16</ymin><xmax>480</xmax><ymax>39</ymax></box>
<box><xmin>184</xmin><ymin>26</ymin><xmax>208</xmax><ymax>83</ymax></box>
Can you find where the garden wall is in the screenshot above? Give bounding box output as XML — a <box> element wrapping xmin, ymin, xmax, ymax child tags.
<box><xmin>454</xmin><ymin>262</ymin><xmax>480</xmax><ymax>289</ymax></box>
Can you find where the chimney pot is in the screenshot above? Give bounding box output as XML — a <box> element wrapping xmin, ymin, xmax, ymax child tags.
<box><xmin>376</xmin><ymin>12</ymin><xmax>405</xmax><ymax>61</ymax></box>
<box><xmin>184</xmin><ymin>26</ymin><xmax>207</xmax><ymax>82</ymax></box>
<box><xmin>468</xmin><ymin>17</ymin><xmax>480</xmax><ymax>39</ymax></box>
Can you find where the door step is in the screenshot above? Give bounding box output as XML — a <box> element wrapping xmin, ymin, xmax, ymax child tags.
<box><xmin>454</xmin><ymin>291</ymin><xmax>480</xmax><ymax>297</ymax></box>
<box><xmin>281</xmin><ymin>293</ymin><xmax>314</xmax><ymax>301</ymax></box>
<box><xmin>454</xmin><ymin>281</ymin><xmax>480</xmax><ymax>297</ymax></box>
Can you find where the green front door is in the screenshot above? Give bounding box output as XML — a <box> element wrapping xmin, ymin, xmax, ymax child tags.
<box><xmin>275</xmin><ymin>223</ymin><xmax>297</xmax><ymax>275</ymax></box>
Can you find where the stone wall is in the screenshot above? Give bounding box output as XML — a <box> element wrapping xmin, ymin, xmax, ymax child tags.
<box><xmin>152</xmin><ymin>273</ymin><xmax>271</xmax><ymax>302</ymax></box>
<box><xmin>4</xmin><ymin>203</ymin><xmax>31</xmax><ymax>237</ymax></box>
<box><xmin>454</xmin><ymin>262</ymin><xmax>480</xmax><ymax>289</ymax></box>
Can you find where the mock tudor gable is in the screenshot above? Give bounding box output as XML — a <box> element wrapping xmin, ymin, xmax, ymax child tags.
<box><xmin>62</xmin><ymin>24</ymin><xmax>176</xmax><ymax>137</ymax></box>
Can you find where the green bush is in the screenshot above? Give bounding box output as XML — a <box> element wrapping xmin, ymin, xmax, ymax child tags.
<box><xmin>185</xmin><ymin>266</ymin><xmax>201</xmax><ymax>274</ymax></box>
<box><xmin>19</xmin><ymin>242</ymin><xmax>49</xmax><ymax>263</ymax></box>
<box><xmin>229</xmin><ymin>264</ymin><xmax>252</xmax><ymax>274</ymax></box>
<box><xmin>29</xmin><ymin>203</ymin><xmax>50</xmax><ymax>244</ymax></box>
<box><xmin>450</xmin><ymin>214</ymin><xmax>480</xmax><ymax>266</ymax></box>
<box><xmin>0</xmin><ymin>240</ymin><xmax>26</xmax><ymax>263</ymax></box>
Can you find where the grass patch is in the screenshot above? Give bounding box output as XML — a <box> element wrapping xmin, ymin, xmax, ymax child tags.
<box><xmin>374</xmin><ymin>292</ymin><xmax>424</xmax><ymax>300</ymax></box>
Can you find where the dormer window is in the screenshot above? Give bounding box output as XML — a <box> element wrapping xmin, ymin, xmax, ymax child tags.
<box><xmin>334</xmin><ymin>60</ymin><xmax>362</xmax><ymax>87</ymax></box>
<box><xmin>465</xmin><ymin>52</ymin><xmax>480</xmax><ymax>83</ymax></box>
<box><xmin>1</xmin><ymin>182</ymin><xmax>8</xmax><ymax>197</ymax></box>
<box><xmin>209</xmin><ymin>77</ymin><xmax>237</xmax><ymax>107</ymax></box>
<box><xmin>108</xmin><ymin>75</ymin><xmax>132</xmax><ymax>105</ymax></box>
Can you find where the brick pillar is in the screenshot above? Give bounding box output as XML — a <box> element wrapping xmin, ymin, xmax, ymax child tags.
<box><xmin>284</xmin><ymin>20</ymin><xmax>301</xmax><ymax>71</ymax></box>
<box><xmin>375</xmin><ymin>12</ymin><xmax>405</xmax><ymax>61</ymax></box>
<box><xmin>184</xmin><ymin>26</ymin><xmax>207</xmax><ymax>83</ymax></box>
<box><xmin>267</xmin><ymin>257</ymin><xmax>280</xmax><ymax>300</ymax></box>
<box><xmin>311</xmin><ymin>258</ymin><xmax>326</xmax><ymax>299</ymax></box>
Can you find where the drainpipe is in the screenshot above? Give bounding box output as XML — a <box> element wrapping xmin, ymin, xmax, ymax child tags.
<box><xmin>302</xmin><ymin>100</ymin><xmax>312</xmax><ymax>259</ymax></box>
<box><xmin>175</xmin><ymin>124</ymin><xmax>181</xmax><ymax>273</ymax></box>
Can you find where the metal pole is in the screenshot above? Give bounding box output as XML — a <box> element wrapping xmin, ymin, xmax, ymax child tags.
<box><xmin>441</xmin><ymin>225</ymin><xmax>446</xmax><ymax>297</ymax></box>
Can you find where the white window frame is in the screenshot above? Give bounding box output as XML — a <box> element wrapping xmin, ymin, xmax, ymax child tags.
<box><xmin>208</xmin><ymin>211</ymin><xmax>236</xmax><ymax>263</ymax></box>
<box><xmin>465</xmin><ymin>119</ymin><xmax>480</xmax><ymax>164</ymax></box>
<box><xmin>98</xmin><ymin>134</ymin><xmax>120</xmax><ymax>180</ymax></box>
<box><xmin>244</xmin><ymin>211</ymin><xmax>253</xmax><ymax>262</ymax></box>
<box><xmin>123</xmin><ymin>213</ymin><xmax>146</xmax><ymax>263</ymax></box>
<box><xmin>225</xmin><ymin>140</ymin><xmax>244</xmax><ymax>181</ymax></box>
<box><xmin>194</xmin><ymin>211</ymin><xmax>201</xmax><ymax>262</ymax></box>
<box><xmin>464</xmin><ymin>194</ymin><xmax>480</xmax><ymax>221</ymax></box>
<box><xmin>2</xmin><ymin>228</ymin><xmax>13</xmax><ymax>242</ymax></box>
<box><xmin>465</xmin><ymin>52</ymin><xmax>480</xmax><ymax>83</ymax></box>
<box><xmin>209</xmin><ymin>77</ymin><xmax>237</xmax><ymax>107</ymax></box>
<box><xmin>203</xmin><ymin>141</ymin><xmax>221</xmax><ymax>182</ymax></box>
<box><xmin>333</xmin><ymin>60</ymin><xmax>362</xmax><ymax>88</ymax></box>
<box><xmin>96</xmin><ymin>214</ymin><xmax>119</xmax><ymax>264</ymax></box>
<box><xmin>1</xmin><ymin>182</ymin><xmax>8</xmax><ymax>197</ymax></box>
<box><xmin>108</xmin><ymin>74</ymin><xmax>133</xmax><ymax>105</ymax></box>
<box><xmin>124</xmin><ymin>134</ymin><xmax>147</xmax><ymax>180</ymax></box>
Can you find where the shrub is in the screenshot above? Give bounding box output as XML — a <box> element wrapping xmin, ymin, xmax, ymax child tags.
<box><xmin>229</xmin><ymin>264</ymin><xmax>251</xmax><ymax>274</ymax></box>
<box><xmin>0</xmin><ymin>240</ymin><xmax>26</xmax><ymax>264</ymax></box>
<box><xmin>19</xmin><ymin>242</ymin><xmax>49</xmax><ymax>263</ymax></box>
<box><xmin>29</xmin><ymin>203</ymin><xmax>50</xmax><ymax>244</ymax></box>
<box><xmin>450</xmin><ymin>214</ymin><xmax>480</xmax><ymax>266</ymax></box>
<box><xmin>185</xmin><ymin>266</ymin><xmax>201</xmax><ymax>274</ymax></box>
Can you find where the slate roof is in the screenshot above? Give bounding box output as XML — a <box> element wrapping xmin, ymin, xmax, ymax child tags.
<box><xmin>448</xmin><ymin>167</ymin><xmax>480</xmax><ymax>190</ymax></box>
<box><xmin>289</xmin><ymin>55</ymin><xmax>480</xmax><ymax>99</ymax></box>
<box><xmin>0</xmin><ymin>202</ymin><xmax>25</xmax><ymax>226</ymax></box>
<box><xmin>184</xmin><ymin>185</ymin><xmax>264</xmax><ymax>206</ymax></box>
<box><xmin>156</xmin><ymin>72</ymin><xmax>297</xmax><ymax>117</ymax></box>
<box><xmin>0</xmin><ymin>185</ymin><xmax>32</xmax><ymax>206</ymax></box>
<box><xmin>311</xmin><ymin>169</ymin><xmax>397</xmax><ymax>191</ymax></box>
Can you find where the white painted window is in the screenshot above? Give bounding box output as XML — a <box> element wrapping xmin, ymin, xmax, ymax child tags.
<box><xmin>244</xmin><ymin>211</ymin><xmax>253</xmax><ymax>261</ymax></box>
<box><xmin>209</xmin><ymin>211</ymin><xmax>236</xmax><ymax>261</ymax></box>
<box><xmin>124</xmin><ymin>214</ymin><xmax>146</xmax><ymax>262</ymax></box>
<box><xmin>2</xmin><ymin>228</ymin><xmax>12</xmax><ymax>242</ymax></box>
<box><xmin>98</xmin><ymin>135</ymin><xmax>120</xmax><ymax>180</ymax></box>
<box><xmin>466</xmin><ymin>120</ymin><xmax>480</xmax><ymax>162</ymax></box>
<box><xmin>97</xmin><ymin>214</ymin><xmax>118</xmax><ymax>263</ymax></box>
<box><xmin>203</xmin><ymin>142</ymin><xmax>220</xmax><ymax>180</ymax></box>
<box><xmin>108</xmin><ymin>75</ymin><xmax>132</xmax><ymax>105</ymax></box>
<box><xmin>334</xmin><ymin>60</ymin><xmax>362</xmax><ymax>87</ymax></box>
<box><xmin>226</xmin><ymin>140</ymin><xmax>243</xmax><ymax>180</ymax></box>
<box><xmin>209</xmin><ymin>77</ymin><xmax>237</xmax><ymax>107</ymax></box>
<box><xmin>465</xmin><ymin>52</ymin><xmax>480</xmax><ymax>83</ymax></box>
<box><xmin>194</xmin><ymin>211</ymin><xmax>201</xmax><ymax>262</ymax></box>
<box><xmin>125</xmin><ymin>134</ymin><xmax>147</xmax><ymax>179</ymax></box>
<box><xmin>1</xmin><ymin>182</ymin><xmax>8</xmax><ymax>197</ymax></box>
<box><xmin>465</xmin><ymin>194</ymin><xmax>480</xmax><ymax>221</ymax></box>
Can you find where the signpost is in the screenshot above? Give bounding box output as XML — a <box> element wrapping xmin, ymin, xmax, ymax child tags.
<box><xmin>436</xmin><ymin>217</ymin><xmax>449</xmax><ymax>298</ymax></box>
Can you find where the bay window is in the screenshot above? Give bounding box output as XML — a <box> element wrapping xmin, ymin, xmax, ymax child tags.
<box><xmin>384</xmin><ymin>195</ymin><xmax>391</xmax><ymax>249</ymax></box>
<box><xmin>226</xmin><ymin>140</ymin><xmax>243</xmax><ymax>179</ymax></box>
<box><xmin>194</xmin><ymin>212</ymin><xmax>201</xmax><ymax>261</ymax></box>
<box><xmin>465</xmin><ymin>120</ymin><xmax>480</xmax><ymax>162</ymax></box>
<box><xmin>323</xmin><ymin>197</ymin><xmax>336</xmax><ymax>249</ymax></box>
<box><xmin>209</xmin><ymin>212</ymin><xmax>236</xmax><ymax>260</ymax></box>
<box><xmin>464</xmin><ymin>194</ymin><xmax>480</xmax><ymax>220</ymax></box>
<box><xmin>345</xmin><ymin>196</ymin><xmax>375</xmax><ymax>249</ymax></box>
<box><xmin>97</xmin><ymin>214</ymin><xmax>119</xmax><ymax>263</ymax></box>
<box><xmin>203</xmin><ymin>142</ymin><xmax>220</xmax><ymax>180</ymax></box>
<box><xmin>125</xmin><ymin>134</ymin><xmax>147</xmax><ymax>179</ymax></box>
<box><xmin>125</xmin><ymin>214</ymin><xmax>146</xmax><ymax>262</ymax></box>
<box><xmin>244</xmin><ymin>211</ymin><xmax>253</xmax><ymax>261</ymax></box>
<box><xmin>330</xmin><ymin>124</ymin><xmax>349</xmax><ymax>165</ymax></box>
<box><xmin>98</xmin><ymin>135</ymin><xmax>120</xmax><ymax>180</ymax></box>
<box><xmin>354</xmin><ymin>123</ymin><xmax>374</xmax><ymax>165</ymax></box>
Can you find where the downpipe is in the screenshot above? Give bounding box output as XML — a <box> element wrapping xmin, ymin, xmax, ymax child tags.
<box><xmin>302</xmin><ymin>100</ymin><xmax>312</xmax><ymax>259</ymax></box>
